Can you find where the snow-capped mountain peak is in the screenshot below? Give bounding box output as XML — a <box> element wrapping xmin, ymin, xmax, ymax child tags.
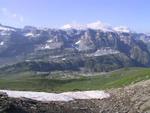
<box><xmin>61</xmin><ymin>21</ymin><xmax>132</xmax><ymax>33</ymax></box>
<box><xmin>114</xmin><ymin>26</ymin><xmax>131</xmax><ymax>33</ymax></box>
<box><xmin>24</xmin><ymin>32</ymin><xmax>40</xmax><ymax>38</ymax></box>
<box><xmin>61</xmin><ymin>21</ymin><xmax>113</xmax><ymax>32</ymax></box>
<box><xmin>61</xmin><ymin>23</ymin><xmax>86</xmax><ymax>30</ymax></box>
<box><xmin>86</xmin><ymin>21</ymin><xmax>113</xmax><ymax>32</ymax></box>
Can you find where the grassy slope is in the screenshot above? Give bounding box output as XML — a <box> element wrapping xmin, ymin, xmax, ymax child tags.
<box><xmin>0</xmin><ymin>67</ymin><xmax>150</xmax><ymax>92</ymax></box>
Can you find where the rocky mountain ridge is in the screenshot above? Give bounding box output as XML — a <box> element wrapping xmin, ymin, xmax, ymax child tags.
<box><xmin>0</xmin><ymin>23</ymin><xmax>150</xmax><ymax>72</ymax></box>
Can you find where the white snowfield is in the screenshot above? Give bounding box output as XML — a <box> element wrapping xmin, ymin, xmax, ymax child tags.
<box><xmin>0</xmin><ymin>90</ymin><xmax>110</xmax><ymax>102</ymax></box>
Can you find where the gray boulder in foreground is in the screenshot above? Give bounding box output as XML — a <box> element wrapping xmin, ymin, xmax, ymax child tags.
<box><xmin>0</xmin><ymin>80</ymin><xmax>150</xmax><ymax>113</ymax></box>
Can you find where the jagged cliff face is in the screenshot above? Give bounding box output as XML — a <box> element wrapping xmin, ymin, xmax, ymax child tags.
<box><xmin>0</xmin><ymin>24</ymin><xmax>150</xmax><ymax>72</ymax></box>
<box><xmin>1</xmin><ymin>80</ymin><xmax>150</xmax><ymax>113</ymax></box>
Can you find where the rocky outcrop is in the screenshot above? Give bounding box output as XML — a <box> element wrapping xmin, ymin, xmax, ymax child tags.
<box><xmin>0</xmin><ymin>92</ymin><xmax>9</xmax><ymax>112</ymax></box>
<box><xmin>1</xmin><ymin>80</ymin><xmax>150</xmax><ymax>113</ymax></box>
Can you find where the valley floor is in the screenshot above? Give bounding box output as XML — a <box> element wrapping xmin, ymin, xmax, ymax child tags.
<box><xmin>0</xmin><ymin>67</ymin><xmax>150</xmax><ymax>92</ymax></box>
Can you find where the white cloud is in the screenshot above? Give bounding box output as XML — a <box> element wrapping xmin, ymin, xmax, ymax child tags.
<box><xmin>1</xmin><ymin>8</ymin><xmax>24</xmax><ymax>23</ymax></box>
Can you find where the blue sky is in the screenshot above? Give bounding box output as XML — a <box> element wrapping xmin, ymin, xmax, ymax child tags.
<box><xmin>0</xmin><ymin>0</ymin><xmax>150</xmax><ymax>32</ymax></box>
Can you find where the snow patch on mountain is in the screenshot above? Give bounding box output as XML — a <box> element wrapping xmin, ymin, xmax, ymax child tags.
<box><xmin>94</xmin><ymin>48</ymin><xmax>119</xmax><ymax>56</ymax></box>
<box><xmin>0</xmin><ymin>41</ymin><xmax>4</xmax><ymax>46</ymax></box>
<box><xmin>47</xmin><ymin>39</ymin><xmax>53</xmax><ymax>43</ymax></box>
<box><xmin>0</xmin><ymin>90</ymin><xmax>110</xmax><ymax>102</ymax></box>
<box><xmin>41</xmin><ymin>42</ymin><xmax>63</xmax><ymax>50</ymax></box>
<box><xmin>75</xmin><ymin>40</ymin><xmax>81</xmax><ymax>45</ymax></box>
<box><xmin>44</xmin><ymin>44</ymin><xmax>51</xmax><ymax>49</ymax></box>
<box><xmin>24</xmin><ymin>32</ymin><xmax>40</xmax><ymax>37</ymax></box>
<box><xmin>86</xmin><ymin>48</ymin><xmax>120</xmax><ymax>57</ymax></box>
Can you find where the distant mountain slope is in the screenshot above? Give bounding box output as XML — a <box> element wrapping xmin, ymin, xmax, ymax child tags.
<box><xmin>0</xmin><ymin>23</ymin><xmax>150</xmax><ymax>72</ymax></box>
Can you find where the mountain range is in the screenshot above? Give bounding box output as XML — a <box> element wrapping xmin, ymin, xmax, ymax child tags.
<box><xmin>1</xmin><ymin>21</ymin><xmax>150</xmax><ymax>73</ymax></box>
